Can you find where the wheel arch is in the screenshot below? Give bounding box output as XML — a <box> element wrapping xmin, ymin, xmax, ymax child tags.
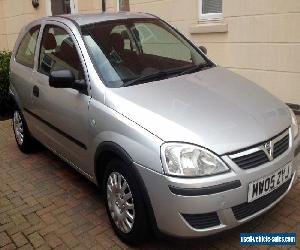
<box><xmin>8</xmin><ymin>87</ymin><xmax>19</xmax><ymax>110</ymax></box>
<box><xmin>94</xmin><ymin>141</ymin><xmax>133</xmax><ymax>188</ymax></box>
<box><xmin>94</xmin><ymin>141</ymin><xmax>158</xmax><ymax>233</ymax></box>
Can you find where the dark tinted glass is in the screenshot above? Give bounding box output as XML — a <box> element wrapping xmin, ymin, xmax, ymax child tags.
<box><xmin>15</xmin><ymin>25</ymin><xmax>40</xmax><ymax>68</ymax></box>
<box><xmin>51</xmin><ymin>0</ymin><xmax>71</xmax><ymax>15</ymax></box>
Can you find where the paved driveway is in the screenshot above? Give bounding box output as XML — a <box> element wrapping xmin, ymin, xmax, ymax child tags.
<box><xmin>0</xmin><ymin>119</ymin><xmax>299</xmax><ymax>250</ymax></box>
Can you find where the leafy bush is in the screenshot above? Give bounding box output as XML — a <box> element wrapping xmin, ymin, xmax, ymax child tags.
<box><xmin>0</xmin><ymin>51</ymin><xmax>12</xmax><ymax>115</ymax></box>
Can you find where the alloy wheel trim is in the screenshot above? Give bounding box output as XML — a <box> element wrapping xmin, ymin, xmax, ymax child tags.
<box><xmin>106</xmin><ymin>171</ymin><xmax>135</xmax><ymax>233</ymax></box>
<box><xmin>13</xmin><ymin>111</ymin><xmax>24</xmax><ymax>146</ymax></box>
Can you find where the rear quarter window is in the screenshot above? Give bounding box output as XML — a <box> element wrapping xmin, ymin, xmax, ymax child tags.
<box><xmin>15</xmin><ymin>25</ymin><xmax>40</xmax><ymax>68</ymax></box>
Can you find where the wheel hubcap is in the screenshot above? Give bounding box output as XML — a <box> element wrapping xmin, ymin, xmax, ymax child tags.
<box><xmin>13</xmin><ymin>111</ymin><xmax>24</xmax><ymax>146</ymax></box>
<box><xmin>107</xmin><ymin>172</ymin><xmax>135</xmax><ymax>233</ymax></box>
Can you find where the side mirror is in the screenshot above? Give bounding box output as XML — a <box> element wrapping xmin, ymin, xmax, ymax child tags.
<box><xmin>199</xmin><ymin>46</ymin><xmax>207</xmax><ymax>55</ymax></box>
<box><xmin>49</xmin><ymin>70</ymin><xmax>86</xmax><ymax>92</ymax></box>
<box><xmin>49</xmin><ymin>70</ymin><xmax>74</xmax><ymax>88</ymax></box>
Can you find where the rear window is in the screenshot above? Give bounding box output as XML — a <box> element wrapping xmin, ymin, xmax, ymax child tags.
<box><xmin>15</xmin><ymin>25</ymin><xmax>40</xmax><ymax>68</ymax></box>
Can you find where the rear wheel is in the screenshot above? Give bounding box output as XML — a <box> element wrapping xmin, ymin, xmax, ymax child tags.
<box><xmin>103</xmin><ymin>159</ymin><xmax>148</xmax><ymax>245</ymax></box>
<box><xmin>12</xmin><ymin>109</ymin><xmax>37</xmax><ymax>153</ymax></box>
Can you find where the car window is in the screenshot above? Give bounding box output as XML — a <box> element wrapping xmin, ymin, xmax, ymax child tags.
<box><xmin>133</xmin><ymin>23</ymin><xmax>192</xmax><ymax>62</ymax></box>
<box><xmin>110</xmin><ymin>25</ymin><xmax>136</xmax><ymax>51</ymax></box>
<box><xmin>15</xmin><ymin>25</ymin><xmax>40</xmax><ymax>68</ymax></box>
<box><xmin>38</xmin><ymin>25</ymin><xmax>84</xmax><ymax>80</ymax></box>
<box><xmin>81</xmin><ymin>19</ymin><xmax>209</xmax><ymax>88</ymax></box>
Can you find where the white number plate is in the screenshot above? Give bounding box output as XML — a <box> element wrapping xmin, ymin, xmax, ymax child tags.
<box><xmin>248</xmin><ymin>163</ymin><xmax>292</xmax><ymax>202</ymax></box>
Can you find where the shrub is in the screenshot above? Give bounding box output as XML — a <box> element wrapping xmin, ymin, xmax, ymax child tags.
<box><xmin>0</xmin><ymin>51</ymin><xmax>12</xmax><ymax>115</ymax></box>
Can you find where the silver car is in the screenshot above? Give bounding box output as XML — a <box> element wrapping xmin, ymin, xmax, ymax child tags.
<box><xmin>9</xmin><ymin>12</ymin><xmax>300</xmax><ymax>244</ymax></box>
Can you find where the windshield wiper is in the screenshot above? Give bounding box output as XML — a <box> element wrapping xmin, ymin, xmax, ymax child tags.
<box><xmin>123</xmin><ymin>63</ymin><xmax>214</xmax><ymax>87</ymax></box>
<box><xmin>177</xmin><ymin>63</ymin><xmax>214</xmax><ymax>76</ymax></box>
<box><xmin>123</xmin><ymin>70</ymin><xmax>171</xmax><ymax>87</ymax></box>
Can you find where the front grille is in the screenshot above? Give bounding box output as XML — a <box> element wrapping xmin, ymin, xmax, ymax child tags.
<box><xmin>232</xmin><ymin>150</ymin><xmax>269</xmax><ymax>169</ymax></box>
<box><xmin>230</xmin><ymin>129</ymin><xmax>290</xmax><ymax>169</ymax></box>
<box><xmin>232</xmin><ymin>178</ymin><xmax>291</xmax><ymax>220</ymax></box>
<box><xmin>273</xmin><ymin>134</ymin><xmax>289</xmax><ymax>158</ymax></box>
<box><xmin>182</xmin><ymin>212</ymin><xmax>220</xmax><ymax>229</ymax></box>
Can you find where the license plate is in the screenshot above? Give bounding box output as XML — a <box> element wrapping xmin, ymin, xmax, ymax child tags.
<box><xmin>248</xmin><ymin>163</ymin><xmax>292</xmax><ymax>202</ymax></box>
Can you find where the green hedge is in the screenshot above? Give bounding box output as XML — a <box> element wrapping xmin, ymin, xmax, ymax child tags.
<box><xmin>0</xmin><ymin>51</ymin><xmax>12</xmax><ymax>115</ymax></box>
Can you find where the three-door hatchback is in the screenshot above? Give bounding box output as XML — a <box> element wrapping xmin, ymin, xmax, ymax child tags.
<box><xmin>10</xmin><ymin>12</ymin><xmax>300</xmax><ymax>244</ymax></box>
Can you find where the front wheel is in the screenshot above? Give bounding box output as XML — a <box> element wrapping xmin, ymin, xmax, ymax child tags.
<box><xmin>12</xmin><ymin>109</ymin><xmax>36</xmax><ymax>153</ymax></box>
<box><xmin>104</xmin><ymin>159</ymin><xmax>149</xmax><ymax>245</ymax></box>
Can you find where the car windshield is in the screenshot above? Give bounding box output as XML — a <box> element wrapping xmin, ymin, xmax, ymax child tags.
<box><xmin>81</xmin><ymin>18</ymin><xmax>213</xmax><ymax>87</ymax></box>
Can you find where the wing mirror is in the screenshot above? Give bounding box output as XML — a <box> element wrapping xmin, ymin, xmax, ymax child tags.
<box><xmin>199</xmin><ymin>46</ymin><xmax>207</xmax><ymax>55</ymax></box>
<box><xmin>49</xmin><ymin>70</ymin><xmax>86</xmax><ymax>92</ymax></box>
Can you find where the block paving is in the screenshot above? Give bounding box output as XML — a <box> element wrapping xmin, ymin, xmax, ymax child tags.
<box><xmin>0</xmin><ymin>119</ymin><xmax>299</xmax><ymax>249</ymax></box>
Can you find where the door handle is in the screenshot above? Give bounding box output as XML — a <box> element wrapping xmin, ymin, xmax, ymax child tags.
<box><xmin>33</xmin><ymin>85</ymin><xmax>39</xmax><ymax>97</ymax></box>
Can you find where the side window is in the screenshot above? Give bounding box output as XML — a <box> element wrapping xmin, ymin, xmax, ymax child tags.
<box><xmin>15</xmin><ymin>26</ymin><xmax>40</xmax><ymax>68</ymax></box>
<box><xmin>38</xmin><ymin>25</ymin><xmax>84</xmax><ymax>80</ymax></box>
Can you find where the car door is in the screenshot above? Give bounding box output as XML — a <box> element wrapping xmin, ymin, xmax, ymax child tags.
<box><xmin>29</xmin><ymin>22</ymin><xmax>92</xmax><ymax>177</ymax></box>
<box><xmin>10</xmin><ymin>25</ymin><xmax>41</xmax><ymax>127</ymax></box>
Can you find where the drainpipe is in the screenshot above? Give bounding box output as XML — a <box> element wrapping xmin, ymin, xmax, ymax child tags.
<box><xmin>102</xmin><ymin>0</ymin><xmax>106</xmax><ymax>11</ymax></box>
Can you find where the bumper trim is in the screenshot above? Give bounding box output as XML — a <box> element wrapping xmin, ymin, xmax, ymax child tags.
<box><xmin>169</xmin><ymin>180</ymin><xmax>241</xmax><ymax>196</ymax></box>
<box><xmin>182</xmin><ymin>212</ymin><xmax>220</xmax><ymax>229</ymax></box>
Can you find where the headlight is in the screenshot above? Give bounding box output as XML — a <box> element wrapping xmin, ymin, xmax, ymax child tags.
<box><xmin>161</xmin><ymin>143</ymin><xmax>229</xmax><ymax>177</ymax></box>
<box><xmin>290</xmin><ymin>108</ymin><xmax>299</xmax><ymax>139</ymax></box>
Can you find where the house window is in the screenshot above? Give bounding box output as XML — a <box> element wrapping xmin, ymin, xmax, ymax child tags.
<box><xmin>51</xmin><ymin>0</ymin><xmax>71</xmax><ymax>15</ymax></box>
<box><xmin>117</xmin><ymin>0</ymin><xmax>130</xmax><ymax>11</ymax></box>
<box><xmin>46</xmin><ymin>0</ymin><xmax>77</xmax><ymax>16</ymax></box>
<box><xmin>199</xmin><ymin>0</ymin><xmax>223</xmax><ymax>20</ymax></box>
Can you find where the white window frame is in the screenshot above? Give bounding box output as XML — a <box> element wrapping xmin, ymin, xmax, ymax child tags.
<box><xmin>116</xmin><ymin>0</ymin><xmax>120</xmax><ymax>11</ymax></box>
<box><xmin>46</xmin><ymin>0</ymin><xmax>78</xmax><ymax>16</ymax></box>
<box><xmin>198</xmin><ymin>0</ymin><xmax>223</xmax><ymax>21</ymax></box>
<box><xmin>70</xmin><ymin>0</ymin><xmax>79</xmax><ymax>14</ymax></box>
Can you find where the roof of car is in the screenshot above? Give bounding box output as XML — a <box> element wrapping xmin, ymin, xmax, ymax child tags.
<box><xmin>53</xmin><ymin>12</ymin><xmax>156</xmax><ymax>26</ymax></box>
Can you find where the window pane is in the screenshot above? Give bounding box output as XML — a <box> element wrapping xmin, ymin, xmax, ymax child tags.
<box><xmin>119</xmin><ymin>0</ymin><xmax>130</xmax><ymax>11</ymax></box>
<box><xmin>15</xmin><ymin>26</ymin><xmax>40</xmax><ymax>68</ymax></box>
<box><xmin>202</xmin><ymin>0</ymin><xmax>222</xmax><ymax>14</ymax></box>
<box><xmin>38</xmin><ymin>25</ymin><xmax>84</xmax><ymax>80</ymax></box>
<box><xmin>51</xmin><ymin>0</ymin><xmax>71</xmax><ymax>15</ymax></box>
<box><xmin>81</xmin><ymin>19</ymin><xmax>208</xmax><ymax>87</ymax></box>
<box><xmin>134</xmin><ymin>23</ymin><xmax>192</xmax><ymax>62</ymax></box>
<box><xmin>110</xmin><ymin>25</ymin><xmax>135</xmax><ymax>51</ymax></box>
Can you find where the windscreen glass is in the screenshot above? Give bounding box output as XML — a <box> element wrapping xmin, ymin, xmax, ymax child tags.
<box><xmin>81</xmin><ymin>19</ymin><xmax>211</xmax><ymax>87</ymax></box>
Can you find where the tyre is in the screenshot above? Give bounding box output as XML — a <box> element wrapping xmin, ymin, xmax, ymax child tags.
<box><xmin>103</xmin><ymin>159</ymin><xmax>149</xmax><ymax>245</ymax></box>
<box><xmin>12</xmin><ymin>109</ymin><xmax>37</xmax><ymax>153</ymax></box>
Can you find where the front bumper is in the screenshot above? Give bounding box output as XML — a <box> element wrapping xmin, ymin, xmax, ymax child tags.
<box><xmin>135</xmin><ymin>137</ymin><xmax>300</xmax><ymax>238</ymax></box>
